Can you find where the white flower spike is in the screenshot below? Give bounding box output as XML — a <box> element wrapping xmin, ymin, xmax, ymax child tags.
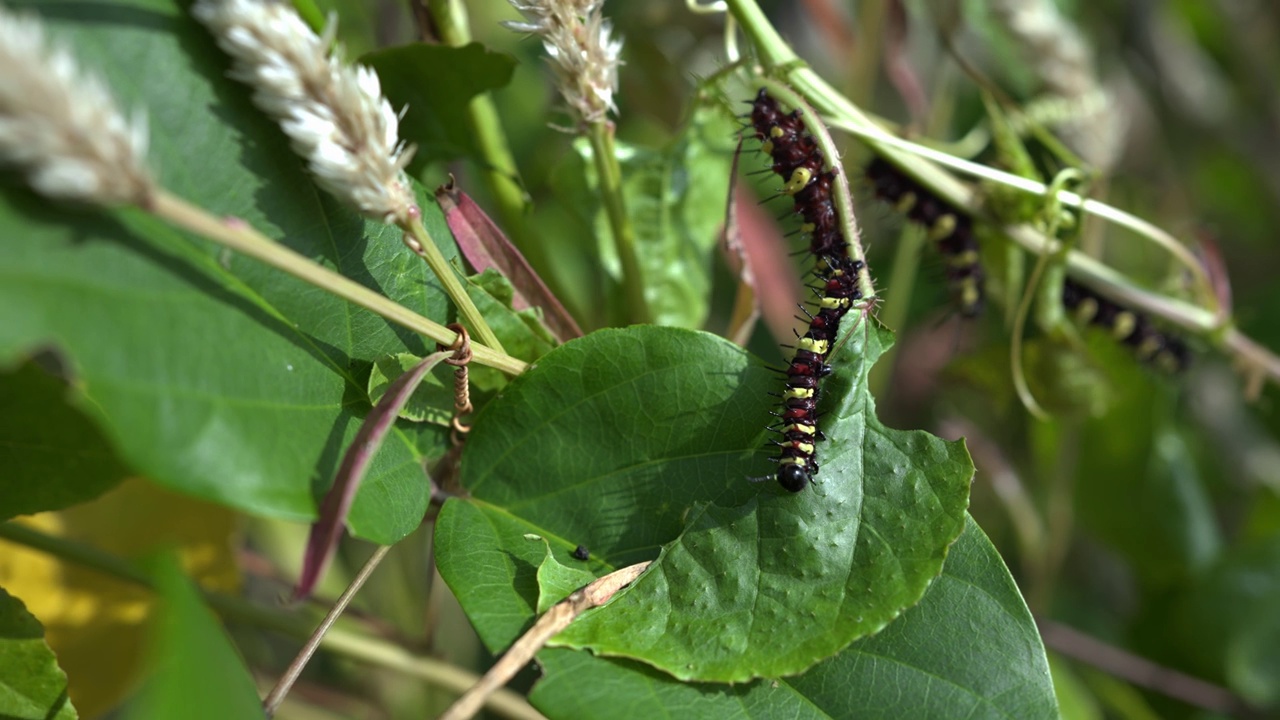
<box><xmin>504</xmin><ymin>0</ymin><xmax>623</xmax><ymax>126</ymax></box>
<box><xmin>192</xmin><ymin>0</ymin><xmax>418</xmax><ymax>225</ymax></box>
<box><xmin>0</xmin><ymin>6</ymin><xmax>154</xmax><ymax>206</ymax></box>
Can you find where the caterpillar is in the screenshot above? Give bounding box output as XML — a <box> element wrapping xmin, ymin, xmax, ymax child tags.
<box><xmin>748</xmin><ymin>89</ymin><xmax>850</xmax><ymax>261</ymax></box>
<box><xmin>865</xmin><ymin>157</ymin><xmax>985</xmax><ymax>317</ymax></box>
<box><xmin>769</xmin><ymin>254</ymin><xmax>865</xmax><ymax>492</ymax></box>
<box><xmin>746</xmin><ymin>89</ymin><xmax>866</xmax><ymax>491</ymax></box>
<box><xmin>1061</xmin><ymin>279</ymin><xmax>1191</xmax><ymax>373</ymax></box>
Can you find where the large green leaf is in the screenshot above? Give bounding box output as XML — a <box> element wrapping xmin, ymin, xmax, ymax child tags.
<box><xmin>528</xmin><ymin>517</ymin><xmax>1058</xmax><ymax>720</ymax></box>
<box><xmin>0</xmin><ymin>362</ymin><xmax>128</xmax><ymax>520</ymax></box>
<box><xmin>436</xmin><ymin>323</ymin><xmax>972</xmax><ymax>682</ymax></box>
<box><xmin>0</xmin><ymin>587</ymin><xmax>77</xmax><ymax>720</ymax></box>
<box><xmin>126</xmin><ymin>556</ymin><xmax>263</xmax><ymax>720</ymax></box>
<box><xmin>0</xmin><ymin>0</ymin><xmax>454</xmax><ymax>543</ymax></box>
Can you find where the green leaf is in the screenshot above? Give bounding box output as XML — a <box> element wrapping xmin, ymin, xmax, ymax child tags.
<box><xmin>0</xmin><ymin>0</ymin><xmax>445</xmax><ymax>544</ymax></box>
<box><xmin>363</xmin><ymin>43</ymin><xmax>518</xmax><ymax>170</ymax></box>
<box><xmin>466</xmin><ymin>268</ymin><xmax>558</xmax><ymax>391</ymax></box>
<box><xmin>528</xmin><ymin>535</ymin><xmax>597</xmax><ymax>614</ymax></box>
<box><xmin>575</xmin><ymin>103</ymin><xmax>736</xmax><ymax>329</ymax></box>
<box><xmin>436</xmin><ymin>324</ymin><xmax>972</xmax><ymax>682</ymax></box>
<box><xmin>527</xmin><ymin>518</ymin><xmax>1058</xmax><ymax>719</ymax></box>
<box><xmin>0</xmin><ymin>587</ymin><xmax>77</xmax><ymax>720</ymax></box>
<box><xmin>127</xmin><ymin>555</ymin><xmax>264</xmax><ymax>720</ymax></box>
<box><xmin>0</xmin><ymin>362</ymin><xmax>127</xmax><ymax>520</ymax></box>
<box><xmin>368</xmin><ymin>353</ymin><xmax>455</xmax><ymax>425</ymax></box>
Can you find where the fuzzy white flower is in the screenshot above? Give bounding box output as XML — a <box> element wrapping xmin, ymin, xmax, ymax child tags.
<box><xmin>0</xmin><ymin>7</ymin><xmax>153</xmax><ymax>205</ymax></box>
<box><xmin>504</xmin><ymin>0</ymin><xmax>623</xmax><ymax>125</ymax></box>
<box><xmin>192</xmin><ymin>0</ymin><xmax>417</xmax><ymax>225</ymax></box>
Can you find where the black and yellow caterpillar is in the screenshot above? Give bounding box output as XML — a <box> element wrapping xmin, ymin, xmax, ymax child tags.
<box><xmin>866</xmin><ymin>157</ymin><xmax>984</xmax><ymax>317</ymax></box>
<box><xmin>1061</xmin><ymin>279</ymin><xmax>1191</xmax><ymax>373</ymax></box>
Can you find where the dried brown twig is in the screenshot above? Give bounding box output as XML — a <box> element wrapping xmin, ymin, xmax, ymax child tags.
<box><xmin>438</xmin><ymin>562</ymin><xmax>650</xmax><ymax>720</ymax></box>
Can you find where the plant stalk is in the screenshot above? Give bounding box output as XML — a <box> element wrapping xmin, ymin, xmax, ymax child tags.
<box><xmin>426</xmin><ymin>0</ymin><xmax>540</xmax><ymax>269</ymax></box>
<box><xmin>149</xmin><ymin>191</ymin><xmax>526</xmax><ymax>375</ymax></box>
<box><xmin>588</xmin><ymin>122</ymin><xmax>650</xmax><ymax>324</ymax></box>
<box><xmin>263</xmin><ymin>545</ymin><xmax>392</xmax><ymax>717</ymax></box>
<box><xmin>402</xmin><ymin>217</ymin><xmax>504</xmax><ymax>352</ymax></box>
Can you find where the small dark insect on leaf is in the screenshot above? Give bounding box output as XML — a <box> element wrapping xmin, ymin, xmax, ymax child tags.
<box><xmin>572</xmin><ymin>545</ymin><xmax>590</xmax><ymax>561</ymax></box>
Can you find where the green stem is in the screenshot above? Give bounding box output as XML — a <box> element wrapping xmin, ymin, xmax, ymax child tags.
<box><xmin>868</xmin><ymin>225</ymin><xmax>924</xmax><ymax>397</ymax></box>
<box><xmin>427</xmin><ymin>0</ymin><xmax>540</xmax><ymax>269</ymax></box>
<box><xmin>1034</xmin><ymin>420</ymin><xmax>1080</xmax><ymax>613</ymax></box>
<box><xmin>724</xmin><ymin>0</ymin><xmax>795</xmax><ymax>69</ymax></box>
<box><xmin>588</xmin><ymin>122</ymin><xmax>650</xmax><ymax>324</ymax></box>
<box><xmin>403</xmin><ymin>218</ymin><xmax>505</xmax><ymax>353</ymax></box>
<box><xmin>0</xmin><ymin>521</ymin><xmax>150</xmax><ymax>585</ymax></box>
<box><xmin>0</xmin><ymin>522</ymin><xmax>543</xmax><ymax>720</ymax></box>
<box><xmin>151</xmin><ymin>191</ymin><xmax>524</xmax><ymax>375</ymax></box>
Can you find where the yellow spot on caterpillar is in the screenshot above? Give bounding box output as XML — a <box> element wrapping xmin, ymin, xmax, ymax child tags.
<box><xmin>785</xmin><ymin>167</ymin><xmax>814</xmax><ymax>195</ymax></box>
<box><xmin>894</xmin><ymin>191</ymin><xmax>918</xmax><ymax>213</ymax></box>
<box><xmin>1155</xmin><ymin>352</ymin><xmax>1180</xmax><ymax>373</ymax></box>
<box><xmin>798</xmin><ymin>338</ymin><xmax>830</xmax><ymax>354</ymax></box>
<box><xmin>770</xmin><ymin>126</ymin><xmax>785</xmax><ymax>139</ymax></box>
<box><xmin>820</xmin><ymin>297</ymin><xmax>850</xmax><ymax>310</ymax></box>
<box><xmin>948</xmin><ymin>249</ymin><xmax>980</xmax><ymax>267</ymax></box>
<box><xmin>781</xmin><ymin>423</ymin><xmax>816</xmax><ymax>435</ymax></box>
<box><xmin>761</xmin><ymin>140</ymin><xmax>774</xmax><ymax>155</ymax></box>
<box><xmin>928</xmin><ymin>215</ymin><xmax>957</xmax><ymax>240</ymax></box>
<box><xmin>784</xmin><ymin>387</ymin><xmax>815</xmax><ymax>400</ymax></box>
<box><xmin>779</xmin><ymin>457</ymin><xmax>806</xmax><ymax>467</ymax></box>
<box><xmin>1136</xmin><ymin>336</ymin><xmax>1162</xmax><ymax>359</ymax></box>
<box><xmin>1111</xmin><ymin>312</ymin><xmax>1137</xmax><ymax>340</ymax></box>
<box><xmin>1074</xmin><ymin>298</ymin><xmax>1099</xmax><ymax>324</ymax></box>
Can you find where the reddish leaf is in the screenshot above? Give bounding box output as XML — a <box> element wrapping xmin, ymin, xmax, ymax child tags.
<box><xmin>721</xmin><ymin>140</ymin><xmax>759</xmax><ymax>346</ymax></box>
<box><xmin>731</xmin><ymin>184</ymin><xmax>806</xmax><ymax>347</ymax></box>
<box><xmin>437</xmin><ymin>183</ymin><xmax>583</xmax><ymax>342</ymax></box>
<box><xmin>294</xmin><ymin>351</ymin><xmax>450</xmax><ymax>600</ymax></box>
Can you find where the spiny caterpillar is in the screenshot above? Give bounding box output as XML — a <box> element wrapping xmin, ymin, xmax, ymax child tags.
<box><xmin>747</xmin><ymin>88</ymin><xmax>865</xmax><ymax>492</ymax></box>
<box><xmin>748</xmin><ymin>89</ymin><xmax>850</xmax><ymax>260</ymax></box>
<box><xmin>866</xmin><ymin>157</ymin><xmax>985</xmax><ymax>317</ymax></box>
<box><xmin>769</xmin><ymin>255</ymin><xmax>865</xmax><ymax>491</ymax></box>
<box><xmin>1061</xmin><ymin>279</ymin><xmax>1191</xmax><ymax>373</ymax></box>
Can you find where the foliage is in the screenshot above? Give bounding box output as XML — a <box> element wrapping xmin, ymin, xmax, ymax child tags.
<box><xmin>1</xmin><ymin>1</ymin><xmax>1278</xmax><ymax>719</ymax></box>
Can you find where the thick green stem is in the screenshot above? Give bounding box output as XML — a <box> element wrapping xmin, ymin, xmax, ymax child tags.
<box><xmin>402</xmin><ymin>218</ymin><xmax>504</xmax><ymax>352</ymax></box>
<box><xmin>151</xmin><ymin>191</ymin><xmax>525</xmax><ymax>375</ymax></box>
<box><xmin>588</xmin><ymin>122</ymin><xmax>650</xmax><ymax>324</ymax></box>
<box><xmin>868</xmin><ymin>225</ymin><xmax>925</xmax><ymax>397</ymax></box>
<box><xmin>427</xmin><ymin>0</ymin><xmax>540</xmax><ymax>269</ymax></box>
